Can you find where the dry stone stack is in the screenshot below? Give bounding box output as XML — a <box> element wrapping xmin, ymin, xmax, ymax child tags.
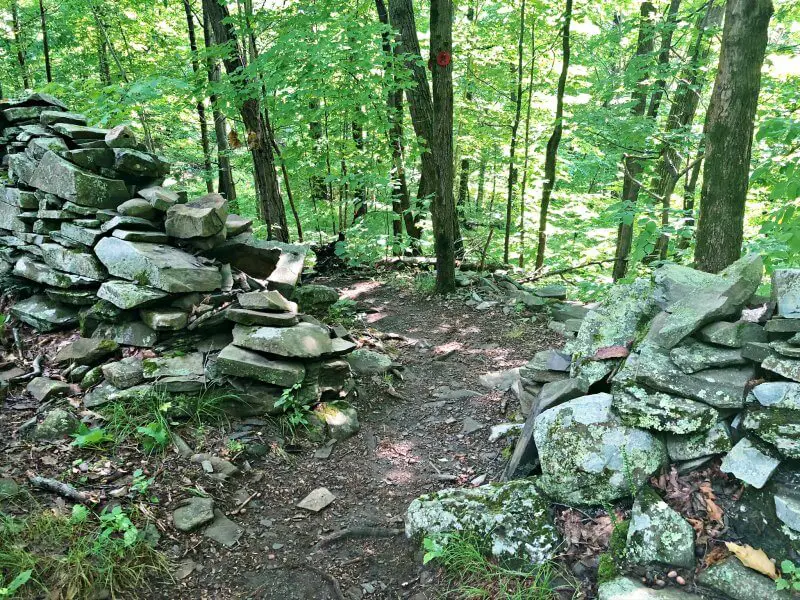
<box><xmin>0</xmin><ymin>93</ymin><xmax>356</xmax><ymax>432</ymax></box>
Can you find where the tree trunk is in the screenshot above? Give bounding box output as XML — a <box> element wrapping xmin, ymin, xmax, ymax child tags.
<box><xmin>97</xmin><ymin>32</ymin><xmax>111</xmax><ymax>85</ymax></box>
<box><xmin>11</xmin><ymin>0</ymin><xmax>29</xmax><ymax>89</ymax></box>
<box><xmin>351</xmin><ymin>112</ymin><xmax>368</xmax><ymax>222</ymax></box>
<box><xmin>430</xmin><ymin>0</ymin><xmax>457</xmax><ymax>293</ymax></box>
<box><xmin>695</xmin><ymin>0</ymin><xmax>773</xmax><ymax>272</ymax></box>
<box><xmin>678</xmin><ymin>152</ymin><xmax>702</xmax><ymax>249</ymax></box>
<box><xmin>504</xmin><ymin>0</ymin><xmax>526</xmax><ymax>265</ymax></box>
<box><xmin>457</xmin><ymin>158</ymin><xmax>470</xmax><ymax>211</ymax></box>
<box><xmin>646</xmin><ymin>0</ymin><xmax>681</xmax><ymax>119</ymax></box>
<box><xmin>202</xmin><ymin>0</ymin><xmax>288</xmax><ymax>241</ymax></box>
<box><xmin>390</xmin><ymin>0</ymin><xmax>462</xmax><ymax>261</ymax></box>
<box><xmin>476</xmin><ymin>156</ymin><xmax>486</xmax><ymax>208</ymax></box>
<box><xmin>611</xmin><ymin>1</ymin><xmax>656</xmax><ymax>281</ymax></box>
<box><xmin>201</xmin><ymin>6</ymin><xmax>237</xmax><ymax>205</ymax></box>
<box><xmin>534</xmin><ymin>0</ymin><xmax>572</xmax><ymax>270</ymax></box>
<box><xmin>518</xmin><ymin>17</ymin><xmax>536</xmax><ymax>268</ymax></box>
<box><xmin>652</xmin><ymin>0</ymin><xmax>720</xmax><ymax>259</ymax></box>
<box><xmin>39</xmin><ymin>0</ymin><xmax>52</xmax><ymax>83</ymax></box>
<box><xmin>183</xmin><ymin>0</ymin><xmax>214</xmax><ymax>194</ymax></box>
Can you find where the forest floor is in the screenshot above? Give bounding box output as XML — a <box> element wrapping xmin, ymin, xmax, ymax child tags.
<box><xmin>1</xmin><ymin>272</ymin><xmax>580</xmax><ymax>600</ymax></box>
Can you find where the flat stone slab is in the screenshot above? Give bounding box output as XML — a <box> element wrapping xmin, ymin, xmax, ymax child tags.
<box><xmin>346</xmin><ymin>349</ymin><xmax>392</xmax><ymax>376</ymax></box>
<box><xmin>772</xmin><ymin>341</ymin><xmax>800</xmax><ymax>359</ymax></box>
<box><xmin>92</xmin><ymin>321</ymin><xmax>157</xmax><ymax>348</ymax></box>
<box><xmin>59</xmin><ymin>223</ymin><xmax>102</xmax><ymax>246</ymax></box>
<box><xmin>742</xmin><ymin>408</ymin><xmax>800</xmax><ymax>459</ymax></box>
<box><xmin>751</xmin><ymin>381</ymin><xmax>800</xmax><ymax>410</ymax></box>
<box><xmin>97</xmin><ymin>280</ymin><xmax>169</xmax><ymax>309</ymax></box>
<box><xmin>626</xmin><ymin>486</ymin><xmax>695</xmax><ymax>568</ymax></box>
<box><xmin>697</xmin><ymin>557</ymin><xmax>791</xmax><ymax>600</ymax></box>
<box><xmin>29</xmin><ymin>151</ymin><xmax>129</xmax><ymax>208</ymax></box>
<box><xmin>111</xmin><ymin>229</ymin><xmax>169</xmax><ymax>243</ymax></box>
<box><xmin>612</xmin><ymin>385</ymin><xmax>719</xmax><ymax>434</ymax></box>
<box><xmin>217</xmin><ymin>344</ymin><xmax>305</xmax><ymax>387</ymax></box>
<box><xmin>232</xmin><ymin>322</ymin><xmax>332</xmax><ymax>358</ymax></box>
<box><xmin>297</xmin><ymin>487</ymin><xmax>336</xmax><ymax>512</ymax></box>
<box><xmin>40</xmin><ymin>243</ymin><xmax>107</xmax><ymax>279</ymax></box>
<box><xmin>698</xmin><ymin>320</ymin><xmax>766</xmax><ymax>348</ymax></box>
<box><xmin>765</xmin><ymin>319</ymin><xmax>800</xmax><ymax>334</ymax></box>
<box><xmin>95</xmin><ymin>237</ymin><xmax>222</xmax><ymax>293</ymax></box>
<box><xmin>138</xmin><ymin>186</ymin><xmax>181</xmax><ymax>211</ymax></box>
<box><xmin>598</xmin><ymin>577</ymin><xmax>703</xmax><ymax>600</ymax></box>
<box><xmin>773</xmin><ymin>269</ymin><xmax>800</xmax><ymax>319</ymax></box>
<box><xmin>238</xmin><ymin>290</ymin><xmax>297</xmax><ymax>313</ymax></box>
<box><xmin>666</xmin><ymin>421</ymin><xmax>732</xmax><ymax>461</ymax></box>
<box><xmin>203</xmin><ymin>510</ymin><xmax>243</xmax><ymax>547</ymax></box>
<box><xmin>140</xmin><ymin>308</ymin><xmax>188</xmax><ymax>331</ymax></box>
<box><xmin>225</xmin><ymin>308</ymin><xmax>299</xmax><ymax>327</ymax></box>
<box><xmin>10</xmin><ymin>294</ymin><xmax>78</xmax><ymax>331</ymax></box>
<box><xmin>206</xmin><ymin>233</ymin><xmax>283</xmax><ymax>278</ymax></box>
<box><xmin>173</xmin><ymin>497</ymin><xmax>215</xmax><ymax>532</ymax></box>
<box><xmin>13</xmin><ymin>256</ymin><xmax>98</xmax><ymax>288</ymax></box>
<box><xmin>142</xmin><ymin>353</ymin><xmax>204</xmax><ymax>379</ymax></box>
<box><xmin>102</xmin><ymin>357</ymin><xmax>144</xmax><ymax>389</ymax></box>
<box><xmin>27</xmin><ymin>376</ymin><xmax>71</xmax><ymax>401</ymax></box>
<box><xmin>721</xmin><ymin>438</ymin><xmax>780</xmax><ymax>489</ymax></box>
<box><xmin>50</xmin><ymin>123</ymin><xmax>108</xmax><ymax>140</ymax></box>
<box><xmin>225</xmin><ymin>214</ymin><xmax>252</xmax><ymax>236</ymax></box>
<box><xmin>762</xmin><ymin>354</ymin><xmax>800</xmax><ymax>382</ymax></box>
<box><xmin>53</xmin><ymin>337</ymin><xmax>118</xmax><ymax>367</ymax></box>
<box><xmin>669</xmin><ymin>338</ymin><xmax>746</xmax><ymax>374</ymax></box>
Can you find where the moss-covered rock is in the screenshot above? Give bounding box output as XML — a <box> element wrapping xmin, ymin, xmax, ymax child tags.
<box><xmin>666</xmin><ymin>421</ymin><xmax>732</xmax><ymax>461</ymax></box>
<box><xmin>669</xmin><ymin>338</ymin><xmax>747</xmax><ymax>374</ymax></box>
<box><xmin>33</xmin><ymin>408</ymin><xmax>79</xmax><ymax>440</ymax></box>
<box><xmin>406</xmin><ymin>479</ymin><xmax>558</xmax><ymax>565</ymax></box>
<box><xmin>533</xmin><ymin>394</ymin><xmax>666</xmax><ymax>506</ymax></box>
<box><xmin>625</xmin><ymin>487</ymin><xmax>695</xmax><ymax>568</ymax></box>
<box><xmin>293</xmin><ymin>284</ymin><xmax>340</xmax><ymax>314</ymax></box>
<box><xmin>314</xmin><ymin>401</ymin><xmax>359</xmax><ymax>441</ymax></box>
<box><xmin>612</xmin><ymin>385</ymin><xmax>719</xmax><ymax>434</ymax></box>
<box><xmin>742</xmin><ymin>408</ymin><xmax>800</xmax><ymax>459</ymax></box>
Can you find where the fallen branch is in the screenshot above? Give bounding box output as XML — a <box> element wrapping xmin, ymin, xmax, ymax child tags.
<box><xmin>315</xmin><ymin>526</ymin><xmax>404</xmax><ymax>549</ymax></box>
<box><xmin>519</xmin><ymin>259</ymin><xmax>615</xmax><ymax>283</ymax></box>
<box><xmin>28</xmin><ymin>474</ymin><xmax>91</xmax><ymax>504</ymax></box>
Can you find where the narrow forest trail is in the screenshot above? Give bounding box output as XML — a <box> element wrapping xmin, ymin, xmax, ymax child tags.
<box><xmin>172</xmin><ymin>275</ymin><xmax>564</xmax><ymax>599</ymax></box>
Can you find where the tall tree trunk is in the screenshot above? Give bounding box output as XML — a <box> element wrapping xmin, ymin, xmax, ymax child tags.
<box><xmin>475</xmin><ymin>156</ymin><xmax>486</xmax><ymax>208</ymax></box>
<box><xmin>695</xmin><ymin>0</ymin><xmax>773</xmax><ymax>272</ymax></box>
<box><xmin>678</xmin><ymin>151</ymin><xmax>702</xmax><ymax>249</ymax></box>
<box><xmin>39</xmin><ymin>0</ymin><xmax>52</xmax><ymax>83</ymax></box>
<box><xmin>534</xmin><ymin>0</ymin><xmax>572</xmax><ymax>270</ymax></box>
<box><xmin>11</xmin><ymin>0</ymin><xmax>29</xmax><ymax>89</ymax></box>
<box><xmin>646</xmin><ymin>0</ymin><xmax>681</xmax><ymax>119</ymax></box>
<box><xmin>457</xmin><ymin>158</ymin><xmax>470</xmax><ymax>210</ymax></box>
<box><xmin>201</xmin><ymin>5</ymin><xmax>237</xmax><ymax>205</ymax></box>
<box><xmin>430</xmin><ymin>0</ymin><xmax>457</xmax><ymax>293</ymax></box>
<box><xmin>203</xmin><ymin>0</ymin><xmax>288</xmax><ymax>241</ymax></box>
<box><xmin>504</xmin><ymin>0</ymin><xmax>526</xmax><ymax>264</ymax></box>
<box><xmin>518</xmin><ymin>17</ymin><xmax>536</xmax><ymax>268</ymax></box>
<box><xmin>375</xmin><ymin>0</ymin><xmax>420</xmax><ymax>252</ymax></box>
<box><xmin>308</xmin><ymin>99</ymin><xmax>330</xmax><ymax>208</ymax></box>
<box><xmin>611</xmin><ymin>2</ymin><xmax>656</xmax><ymax>281</ymax></box>
<box><xmin>653</xmin><ymin>0</ymin><xmax>720</xmax><ymax>259</ymax></box>
<box><xmin>183</xmin><ymin>0</ymin><xmax>214</xmax><ymax>194</ymax></box>
<box><xmin>97</xmin><ymin>32</ymin><xmax>111</xmax><ymax>85</ymax></box>
<box><xmin>390</xmin><ymin>0</ymin><xmax>462</xmax><ymax>262</ymax></box>
<box><xmin>351</xmin><ymin>112</ymin><xmax>368</xmax><ymax>222</ymax></box>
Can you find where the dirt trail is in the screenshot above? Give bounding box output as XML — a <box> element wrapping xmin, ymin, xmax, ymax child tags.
<box><xmin>174</xmin><ymin>276</ymin><xmax>562</xmax><ymax>599</ymax></box>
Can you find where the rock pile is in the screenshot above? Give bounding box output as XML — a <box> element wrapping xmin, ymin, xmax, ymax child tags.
<box><xmin>0</xmin><ymin>92</ymin><xmax>358</xmax><ymax>436</ymax></box>
<box><xmin>409</xmin><ymin>255</ymin><xmax>800</xmax><ymax>594</ymax></box>
<box><xmin>0</xmin><ymin>92</ymin><xmax>307</xmax><ymax>345</ymax></box>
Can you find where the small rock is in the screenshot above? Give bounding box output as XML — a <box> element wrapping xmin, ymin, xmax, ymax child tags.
<box><xmin>33</xmin><ymin>408</ymin><xmax>79</xmax><ymax>440</ymax></box>
<box><xmin>27</xmin><ymin>377</ymin><xmax>71</xmax><ymax>401</ymax></box>
<box><xmin>203</xmin><ymin>509</ymin><xmax>243</xmax><ymax>547</ymax></box>
<box><xmin>346</xmin><ymin>349</ymin><xmax>392</xmax><ymax>376</ymax></box>
<box><xmin>461</xmin><ymin>416</ymin><xmax>483</xmax><ymax>435</ymax></box>
<box><xmin>173</xmin><ymin>497</ymin><xmax>215</xmax><ymax>532</ymax></box>
<box><xmin>721</xmin><ymin>438</ymin><xmax>781</xmax><ymax>489</ymax></box>
<box><xmin>297</xmin><ymin>487</ymin><xmax>336</xmax><ymax>512</ymax></box>
<box><xmin>625</xmin><ymin>487</ymin><xmax>695</xmax><ymax>568</ymax></box>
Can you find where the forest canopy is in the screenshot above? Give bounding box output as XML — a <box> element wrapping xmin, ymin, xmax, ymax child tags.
<box><xmin>1</xmin><ymin>0</ymin><xmax>798</xmax><ymax>296</ymax></box>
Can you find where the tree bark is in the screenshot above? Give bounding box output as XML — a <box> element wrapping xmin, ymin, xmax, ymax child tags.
<box><xmin>534</xmin><ymin>0</ymin><xmax>572</xmax><ymax>270</ymax></box>
<box><xmin>202</xmin><ymin>0</ymin><xmax>288</xmax><ymax>241</ymax></box>
<box><xmin>390</xmin><ymin>0</ymin><xmax>462</xmax><ymax>264</ymax></box>
<box><xmin>678</xmin><ymin>151</ymin><xmax>702</xmax><ymax>249</ymax></box>
<box><xmin>476</xmin><ymin>156</ymin><xmax>486</xmax><ymax>208</ymax></box>
<box><xmin>695</xmin><ymin>0</ymin><xmax>773</xmax><ymax>272</ymax></box>
<box><xmin>652</xmin><ymin>0</ymin><xmax>720</xmax><ymax>259</ymax></box>
<box><xmin>504</xmin><ymin>0</ymin><xmax>526</xmax><ymax>265</ymax></box>
<box><xmin>11</xmin><ymin>0</ymin><xmax>29</xmax><ymax>89</ymax></box>
<box><xmin>646</xmin><ymin>0</ymin><xmax>681</xmax><ymax>119</ymax></box>
<box><xmin>97</xmin><ymin>31</ymin><xmax>111</xmax><ymax>85</ymax></box>
<box><xmin>430</xmin><ymin>0</ymin><xmax>457</xmax><ymax>293</ymax></box>
<box><xmin>201</xmin><ymin>5</ymin><xmax>237</xmax><ymax>205</ymax></box>
<box><xmin>611</xmin><ymin>2</ymin><xmax>656</xmax><ymax>281</ymax></box>
<box><xmin>518</xmin><ymin>17</ymin><xmax>535</xmax><ymax>268</ymax></box>
<box><xmin>183</xmin><ymin>0</ymin><xmax>214</xmax><ymax>194</ymax></box>
<box><xmin>39</xmin><ymin>0</ymin><xmax>52</xmax><ymax>83</ymax></box>
<box><xmin>457</xmin><ymin>158</ymin><xmax>470</xmax><ymax>211</ymax></box>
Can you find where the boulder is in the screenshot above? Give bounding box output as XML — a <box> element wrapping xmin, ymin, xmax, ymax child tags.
<box><xmin>232</xmin><ymin>323</ymin><xmax>332</xmax><ymax>359</ymax></box>
<box><xmin>53</xmin><ymin>337</ymin><xmax>118</xmax><ymax>367</ymax></box>
<box><xmin>165</xmin><ymin>193</ymin><xmax>227</xmax><ymax>239</ymax></box>
<box><xmin>669</xmin><ymin>338</ymin><xmax>747</xmax><ymax>374</ymax></box>
<box><xmin>10</xmin><ymin>294</ymin><xmax>78</xmax><ymax>331</ymax></box>
<box><xmin>721</xmin><ymin>438</ymin><xmax>780</xmax><ymax>489</ymax></box>
<box><xmin>102</xmin><ymin>357</ymin><xmax>144</xmax><ymax>389</ymax></box>
<box><xmin>346</xmin><ymin>349</ymin><xmax>392</xmax><ymax>376</ymax></box>
<box><xmin>625</xmin><ymin>487</ymin><xmax>695</xmax><ymax>568</ymax></box>
<box><xmin>533</xmin><ymin>393</ymin><xmax>666</xmax><ymax>505</ymax></box>
<box><xmin>29</xmin><ymin>151</ymin><xmax>129</xmax><ymax>208</ymax></box>
<box><xmin>649</xmin><ymin>254</ymin><xmax>763</xmax><ymax>349</ymax></box>
<box><xmin>293</xmin><ymin>284</ymin><xmax>339</xmax><ymax>313</ymax></box>
<box><xmin>569</xmin><ymin>278</ymin><xmax>659</xmax><ymax>387</ymax></box>
<box><xmin>97</xmin><ymin>280</ymin><xmax>169</xmax><ymax>309</ymax></box>
<box><xmin>33</xmin><ymin>408</ymin><xmax>79</xmax><ymax>439</ymax></box>
<box><xmin>94</xmin><ymin>237</ymin><xmax>222</xmax><ymax>293</ymax></box>
<box><xmin>216</xmin><ymin>344</ymin><xmax>305</xmax><ymax>387</ymax></box>
<box><xmin>406</xmin><ymin>479</ymin><xmax>558</xmax><ymax>565</ymax></box>
<box><xmin>612</xmin><ymin>385</ymin><xmax>719</xmax><ymax>435</ymax></box>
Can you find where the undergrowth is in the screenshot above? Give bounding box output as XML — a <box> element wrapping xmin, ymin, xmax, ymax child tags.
<box><xmin>0</xmin><ymin>504</ymin><xmax>168</xmax><ymax>599</ymax></box>
<box><xmin>422</xmin><ymin>532</ymin><xmax>570</xmax><ymax>600</ymax></box>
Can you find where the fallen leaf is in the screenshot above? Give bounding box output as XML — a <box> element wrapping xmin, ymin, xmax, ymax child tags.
<box><xmin>699</xmin><ymin>482</ymin><xmax>724</xmax><ymax>524</ymax></box>
<box><xmin>725</xmin><ymin>542</ymin><xmax>778</xmax><ymax>580</ymax></box>
<box><xmin>592</xmin><ymin>345</ymin><xmax>630</xmax><ymax>360</ymax></box>
<box><xmin>704</xmin><ymin>544</ymin><xmax>729</xmax><ymax>568</ymax></box>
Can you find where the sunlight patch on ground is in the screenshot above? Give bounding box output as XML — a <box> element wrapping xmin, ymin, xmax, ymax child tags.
<box><xmin>340</xmin><ymin>280</ymin><xmax>384</xmax><ymax>300</ymax></box>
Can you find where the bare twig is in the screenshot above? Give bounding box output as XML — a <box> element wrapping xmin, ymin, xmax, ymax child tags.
<box><xmin>9</xmin><ymin>354</ymin><xmax>42</xmax><ymax>383</ymax></box>
<box><xmin>28</xmin><ymin>474</ymin><xmax>91</xmax><ymax>504</ymax></box>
